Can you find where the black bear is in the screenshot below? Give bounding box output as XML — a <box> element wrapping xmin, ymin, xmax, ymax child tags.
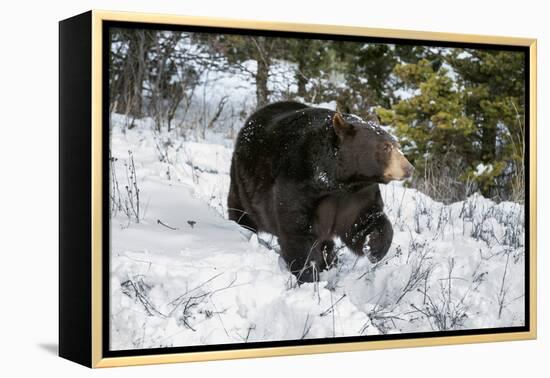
<box><xmin>228</xmin><ymin>101</ymin><xmax>414</xmax><ymax>283</ymax></box>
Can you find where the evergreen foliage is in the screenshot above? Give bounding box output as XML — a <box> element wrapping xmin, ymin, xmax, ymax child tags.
<box><xmin>109</xmin><ymin>28</ymin><xmax>526</xmax><ymax>202</ymax></box>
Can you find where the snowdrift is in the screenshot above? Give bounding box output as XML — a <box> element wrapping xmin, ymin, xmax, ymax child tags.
<box><xmin>109</xmin><ymin>115</ymin><xmax>525</xmax><ymax>351</ymax></box>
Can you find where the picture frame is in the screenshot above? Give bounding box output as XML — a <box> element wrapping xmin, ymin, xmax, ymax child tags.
<box><xmin>59</xmin><ymin>10</ymin><xmax>537</xmax><ymax>368</ymax></box>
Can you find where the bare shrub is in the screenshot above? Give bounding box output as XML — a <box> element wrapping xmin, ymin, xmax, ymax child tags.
<box><xmin>201</xmin><ymin>96</ymin><xmax>228</xmax><ymax>138</ymax></box>
<box><xmin>412</xmin><ymin>154</ymin><xmax>475</xmax><ymax>204</ymax></box>
<box><xmin>502</xmin><ymin>99</ymin><xmax>525</xmax><ymax>203</ymax></box>
<box><xmin>395</xmin><ymin>238</ymin><xmax>434</xmax><ymax>304</ymax></box>
<box><xmin>121</xmin><ymin>276</ymin><xmax>165</xmax><ymax>317</ymax></box>
<box><xmin>110</xmin><ymin>150</ymin><xmax>143</xmax><ymax>223</ymax></box>
<box><xmin>412</xmin><ymin>194</ymin><xmax>433</xmax><ymax>234</ymax></box>
<box><xmin>497</xmin><ymin>208</ymin><xmax>525</xmax><ymax>250</ymax></box>
<box><xmin>411</xmin><ymin>258</ymin><xmax>469</xmax><ymax>331</ymax></box>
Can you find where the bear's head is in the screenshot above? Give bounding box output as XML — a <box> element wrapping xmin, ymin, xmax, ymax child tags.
<box><xmin>332</xmin><ymin>112</ymin><xmax>414</xmax><ymax>185</ymax></box>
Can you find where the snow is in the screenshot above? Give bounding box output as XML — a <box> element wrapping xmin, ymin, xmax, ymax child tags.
<box><xmin>393</xmin><ymin>87</ymin><xmax>421</xmax><ymax>100</ymax></box>
<box><xmin>475</xmin><ymin>163</ymin><xmax>494</xmax><ymax>176</ymax></box>
<box><xmin>109</xmin><ymin>115</ymin><xmax>525</xmax><ymax>351</ymax></box>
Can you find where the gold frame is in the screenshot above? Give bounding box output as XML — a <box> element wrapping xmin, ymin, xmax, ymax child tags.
<box><xmin>89</xmin><ymin>9</ymin><xmax>537</xmax><ymax>368</ymax></box>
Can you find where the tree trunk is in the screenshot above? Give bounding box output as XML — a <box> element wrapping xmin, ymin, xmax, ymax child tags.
<box><xmin>296</xmin><ymin>57</ymin><xmax>307</xmax><ymax>99</ymax></box>
<box><xmin>479</xmin><ymin>121</ymin><xmax>497</xmax><ymax>198</ymax></box>
<box><xmin>113</xmin><ymin>31</ymin><xmax>148</xmax><ymax>119</ymax></box>
<box><xmin>481</xmin><ymin>122</ymin><xmax>497</xmax><ymax>163</ymax></box>
<box><xmin>255</xmin><ymin>57</ymin><xmax>270</xmax><ymax>107</ymax></box>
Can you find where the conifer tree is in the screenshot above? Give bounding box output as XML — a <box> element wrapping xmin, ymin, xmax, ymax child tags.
<box><xmin>449</xmin><ymin>49</ymin><xmax>525</xmax><ymax>199</ymax></box>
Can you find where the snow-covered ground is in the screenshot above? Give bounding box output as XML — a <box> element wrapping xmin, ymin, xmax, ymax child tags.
<box><xmin>108</xmin><ymin>114</ymin><xmax>525</xmax><ymax>351</ymax></box>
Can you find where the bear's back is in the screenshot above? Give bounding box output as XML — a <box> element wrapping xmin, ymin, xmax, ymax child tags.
<box><xmin>233</xmin><ymin>101</ymin><xmax>337</xmax><ymax>198</ymax></box>
<box><xmin>252</xmin><ymin>101</ymin><xmax>310</xmax><ymax>123</ymax></box>
<box><xmin>234</xmin><ymin>102</ymin><xmax>317</xmax><ymax>174</ymax></box>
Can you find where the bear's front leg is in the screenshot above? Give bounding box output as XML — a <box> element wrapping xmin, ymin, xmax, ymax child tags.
<box><xmin>339</xmin><ymin>210</ymin><xmax>394</xmax><ymax>263</ymax></box>
<box><xmin>273</xmin><ymin>183</ymin><xmax>335</xmax><ymax>283</ymax></box>
<box><xmin>278</xmin><ymin>234</ymin><xmax>333</xmax><ymax>283</ymax></box>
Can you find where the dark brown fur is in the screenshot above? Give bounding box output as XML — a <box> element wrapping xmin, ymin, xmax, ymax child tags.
<box><xmin>228</xmin><ymin>101</ymin><xmax>412</xmax><ymax>282</ymax></box>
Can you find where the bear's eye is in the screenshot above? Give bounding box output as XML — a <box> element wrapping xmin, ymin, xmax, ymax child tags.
<box><xmin>383</xmin><ymin>143</ymin><xmax>393</xmax><ymax>152</ymax></box>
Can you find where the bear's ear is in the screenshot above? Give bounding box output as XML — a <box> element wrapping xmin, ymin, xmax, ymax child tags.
<box><xmin>365</xmin><ymin>113</ymin><xmax>381</xmax><ymax>125</ymax></box>
<box><xmin>333</xmin><ymin>112</ymin><xmax>354</xmax><ymax>140</ymax></box>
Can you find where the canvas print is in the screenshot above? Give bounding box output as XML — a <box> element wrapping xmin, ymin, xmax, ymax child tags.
<box><xmin>107</xmin><ymin>25</ymin><xmax>527</xmax><ymax>352</ymax></box>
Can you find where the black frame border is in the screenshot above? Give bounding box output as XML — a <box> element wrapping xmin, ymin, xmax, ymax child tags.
<box><xmin>101</xmin><ymin>20</ymin><xmax>531</xmax><ymax>359</ymax></box>
<box><xmin>59</xmin><ymin>11</ymin><xmax>93</xmax><ymax>367</ymax></box>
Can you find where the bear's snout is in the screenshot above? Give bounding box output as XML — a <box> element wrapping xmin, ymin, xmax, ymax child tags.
<box><xmin>384</xmin><ymin>148</ymin><xmax>414</xmax><ymax>181</ymax></box>
<box><xmin>402</xmin><ymin>160</ymin><xmax>414</xmax><ymax>179</ymax></box>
